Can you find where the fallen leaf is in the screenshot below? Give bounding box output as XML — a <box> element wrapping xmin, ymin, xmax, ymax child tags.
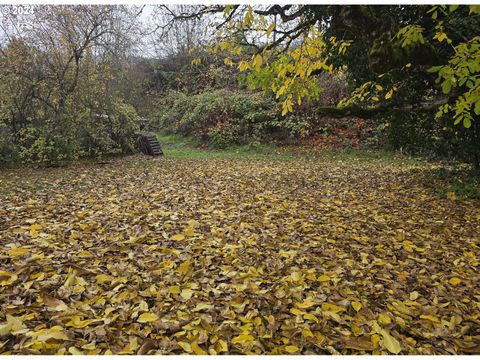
<box><xmin>172</xmin><ymin>234</ymin><xmax>185</xmax><ymax>241</ymax></box>
<box><xmin>178</xmin><ymin>341</ymin><xmax>192</xmax><ymax>352</ymax></box>
<box><xmin>295</xmin><ymin>300</ymin><xmax>315</xmax><ymax>309</ymax></box>
<box><xmin>7</xmin><ymin>247</ymin><xmax>29</xmax><ymax>257</ymax></box>
<box><xmin>352</xmin><ymin>301</ymin><xmax>362</xmax><ymax>312</ymax></box>
<box><xmin>409</xmin><ymin>291</ymin><xmax>420</xmax><ymax>300</ymax></box>
<box><xmin>191</xmin><ymin>342</ymin><xmax>207</xmax><ymax>355</ymax></box>
<box><xmin>380</xmin><ymin>329</ymin><xmax>402</xmax><ymax>354</ymax></box>
<box><xmin>449</xmin><ymin>277</ymin><xmax>462</xmax><ymax>286</ymax></box>
<box><xmin>137</xmin><ymin>312</ymin><xmax>159</xmax><ymax>323</ymax></box>
<box><xmin>232</xmin><ymin>332</ymin><xmax>254</xmax><ymax>345</ymax></box>
<box><xmin>0</xmin><ymin>271</ymin><xmax>18</xmax><ymax>286</ymax></box>
<box><xmin>180</xmin><ymin>289</ymin><xmax>193</xmax><ymax>300</ymax></box>
<box><xmin>285</xmin><ymin>345</ymin><xmax>299</xmax><ymax>353</ymax></box>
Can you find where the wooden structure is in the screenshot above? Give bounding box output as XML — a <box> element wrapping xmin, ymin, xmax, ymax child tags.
<box><xmin>136</xmin><ymin>131</ymin><xmax>163</xmax><ymax>156</ymax></box>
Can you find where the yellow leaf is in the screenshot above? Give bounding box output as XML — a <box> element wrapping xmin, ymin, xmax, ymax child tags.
<box><xmin>7</xmin><ymin>247</ymin><xmax>29</xmax><ymax>257</ymax></box>
<box><xmin>449</xmin><ymin>277</ymin><xmax>461</xmax><ymax>286</ymax></box>
<box><xmin>191</xmin><ymin>58</ymin><xmax>201</xmax><ymax>66</ymax></box>
<box><xmin>375</xmin><ymin>84</ymin><xmax>383</xmax><ymax>91</ymax></box>
<box><xmin>0</xmin><ymin>315</ymin><xmax>25</xmax><ymax>336</ymax></box>
<box><xmin>318</xmin><ymin>275</ymin><xmax>330</xmax><ymax>282</ymax></box>
<box><xmin>290</xmin><ymin>271</ymin><xmax>301</xmax><ymax>282</ymax></box>
<box><xmin>69</xmin><ymin>347</ymin><xmax>83</xmax><ymax>355</ymax></box>
<box><xmin>78</xmin><ymin>250</ymin><xmax>92</xmax><ymax>258</ymax></box>
<box><xmin>266</xmin><ymin>23</ymin><xmax>275</xmax><ymax>37</ymax></box>
<box><xmin>276</xmin><ymin>85</ymin><xmax>286</xmax><ymax>98</ymax></box>
<box><xmin>29</xmin><ymin>224</ymin><xmax>43</xmax><ymax>237</ymax></box>
<box><xmin>420</xmin><ymin>314</ymin><xmax>440</xmax><ymax>323</ymax></box>
<box><xmin>38</xmin><ymin>328</ymin><xmax>69</xmax><ymax>342</ymax></box>
<box><xmin>177</xmin><ymin>260</ymin><xmax>192</xmax><ymax>275</ymax></box>
<box><xmin>85</xmin><ymin>198</ymin><xmax>94</xmax><ymax>203</ymax></box>
<box><xmin>169</xmin><ymin>285</ymin><xmax>180</xmax><ymax>295</ymax></box>
<box><xmin>446</xmin><ymin>192</ymin><xmax>457</xmax><ymax>201</ymax></box>
<box><xmin>238</xmin><ymin>60</ymin><xmax>250</xmax><ymax>72</ymax></box>
<box><xmin>295</xmin><ymin>300</ymin><xmax>315</xmax><ymax>309</ymax></box>
<box><xmin>184</xmin><ymin>228</ymin><xmax>195</xmax><ymax>237</ymax></box>
<box><xmin>302</xmin><ymin>328</ymin><xmax>314</xmax><ymax>338</ymax></box>
<box><xmin>306</xmin><ymin>272</ymin><xmax>316</xmax><ymax>280</ymax></box>
<box><xmin>187</xmin><ymin>219</ymin><xmax>200</xmax><ymax>228</ymax></box>
<box><xmin>380</xmin><ymin>329</ymin><xmax>402</xmax><ymax>354</ymax></box>
<box><xmin>405</xmin><ymin>63</ymin><xmax>412</xmax><ymax>68</ymax></box>
<box><xmin>290</xmin><ymin>308</ymin><xmax>305</xmax><ymax>316</ymax></box>
<box><xmin>82</xmin><ymin>342</ymin><xmax>97</xmax><ymax>350</ymax></box>
<box><xmin>253</xmin><ymin>54</ymin><xmax>263</xmax><ymax>71</ymax></box>
<box><xmin>409</xmin><ymin>291</ymin><xmax>419</xmax><ymax>300</ymax></box>
<box><xmin>28</xmin><ymin>325</ymin><xmax>68</xmax><ymax>341</ymax></box>
<box><xmin>303</xmin><ymin>313</ymin><xmax>319</xmax><ymax>323</ymax></box>
<box><xmin>385</xmin><ymin>89</ymin><xmax>393</xmax><ymax>100</ymax></box>
<box><xmin>231</xmin><ymin>332</ymin><xmax>254</xmax><ymax>345</ymax></box>
<box><xmin>0</xmin><ymin>271</ymin><xmax>18</xmax><ymax>286</ymax></box>
<box><xmin>285</xmin><ymin>345</ymin><xmax>299</xmax><ymax>353</ymax></box>
<box><xmin>66</xmin><ymin>316</ymin><xmax>96</xmax><ymax>329</ymax></box>
<box><xmin>378</xmin><ymin>313</ymin><xmax>391</xmax><ymax>325</ymax></box>
<box><xmin>191</xmin><ymin>342</ymin><xmax>207</xmax><ymax>355</ymax></box>
<box><xmin>322</xmin><ymin>303</ymin><xmax>344</xmax><ymax>313</ymax></box>
<box><xmin>352</xmin><ymin>301</ymin><xmax>362</xmax><ymax>312</ymax></box>
<box><xmin>96</xmin><ymin>274</ymin><xmax>111</xmax><ymax>284</ymax></box>
<box><xmin>216</xmin><ymin>339</ymin><xmax>228</xmax><ymax>353</ymax></box>
<box><xmin>193</xmin><ymin>302</ymin><xmax>212</xmax><ymax>311</ymax></box>
<box><xmin>172</xmin><ymin>234</ymin><xmax>185</xmax><ymax>241</ymax></box>
<box><xmin>180</xmin><ymin>289</ymin><xmax>193</xmax><ymax>300</ymax></box>
<box><xmin>137</xmin><ymin>312</ymin><xmax>159</xmax><ymax>323</ymax></box>
<box><xmin>178</xmin><ymin>341</ymin><xmax>192</xmax><ymax>353</ymax></box>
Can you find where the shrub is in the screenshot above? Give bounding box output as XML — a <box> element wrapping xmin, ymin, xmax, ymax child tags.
<box><xmin>0</xmin><ymin>127</ymin><xmax>20</xmax><ymax>166</ymax></box>
<box><xmin>0</xmin><ymin>98</ymin><xmax>140</xmax><ymax>166</ymax></box>
<box><xmin>385</xmin><ymin>110</ymin><xmax>480</xmax><ymax>167</ymax></box>
<box><xmin>149</xmin><ymin>89</ymin><xmax>278</xmax><ymax>147</ymax></box>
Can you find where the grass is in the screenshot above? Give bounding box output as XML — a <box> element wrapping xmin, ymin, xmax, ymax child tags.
<box><xmin>155</xmin><ymin>133</ymin><xmax>480</xmax><ymax>203</ymax></box>
<box><xmin>155</xmin><ymin>132</ymin><xmax>421</xmax><ymax>165</ymax></box>
<box><xmin>415</xmin><ymin>167</ymin><xmax>480</xmax><ymax>201</ymax></box>
<box><xmin>1</xmin><ymin>132</ymin><xmax>477</xmax><ymax>202</ymax></box>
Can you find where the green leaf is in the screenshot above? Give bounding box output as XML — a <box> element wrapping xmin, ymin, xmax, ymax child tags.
<box><xmin>427</xmin><ymin>65</ymin><xmax>443</xmax><ymax>73</ymax></box>
<box><xmin>442</xmin><ymin>80</ymin><xmax>452</xmax><ymax>94</ymax></box>
<box><xmin>469</xmin><ymin>5</ymin><xmax>480</xmax><ymax>14</ymax></box>
<box><xmin>463</xmin><ymin>118</ymin><xmax>472</xmax><ymax>128</ymax></box>
<box><xmin>474</xmin><ymin>100</ymin><xmax>480</xmax><ymax>115</ymax></box>
<box><xmin>449</xmin><ymin>5</ymin><xmax>459</xmax><ymax>12</ymax></box>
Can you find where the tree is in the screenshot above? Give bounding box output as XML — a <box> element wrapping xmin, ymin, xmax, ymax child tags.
<box><xmin>162</xmin><ymin>5</ymin><xmax>479</xmax><ymax>126</ymax></box>
<box><xmin>149</xmin><ymin>5</ymin><xmax>209</xmax><ymax>58</ymax></box>
<box><xmin>0</xmin><ymin>5</ymin><xmax>142</xmax><ymax>164</ymax></box>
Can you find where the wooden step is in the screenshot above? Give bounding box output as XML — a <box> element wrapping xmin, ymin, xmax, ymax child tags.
<box><xmin>135</xmin><ymin>131</ymin><xmax>164</xmax><ymax>156</ymax></box>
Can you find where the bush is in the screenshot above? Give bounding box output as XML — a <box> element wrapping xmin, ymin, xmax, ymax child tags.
<box><xmin>0</xmin><ymin>98</ymin><xmax>140</xmax><ymax>166</ymax></box>
<box><xmin>149</xmin><ymin>89</ymin><xmax>279</xmax><ymax>147</ymax></box>
<box><xmin>385</xmin><ymin>110</ymin><xmax>480</xmax><ymax>167</ymax></box>
<box><xmin>0</xmin><ymin>127</ymin><xmax>20</xmax><ymax>166</ymax></box>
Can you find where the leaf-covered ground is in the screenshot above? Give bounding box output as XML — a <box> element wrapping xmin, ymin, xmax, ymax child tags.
<box><xmin>0</xmin><ymin>154</ymin><xmax>479</xmax><ymax>354</ymax></box>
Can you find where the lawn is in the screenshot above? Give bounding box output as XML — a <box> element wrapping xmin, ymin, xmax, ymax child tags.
<box><xmin>0</xmin><ymin>143</ymin><xmax>479</xmax><ymax>354</ymax></box>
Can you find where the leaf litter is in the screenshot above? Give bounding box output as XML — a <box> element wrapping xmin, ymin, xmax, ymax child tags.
<box><xmin>0</xmin><ymin>156</ymin><xmax>479</xmax><ymax>354</ymax></box>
